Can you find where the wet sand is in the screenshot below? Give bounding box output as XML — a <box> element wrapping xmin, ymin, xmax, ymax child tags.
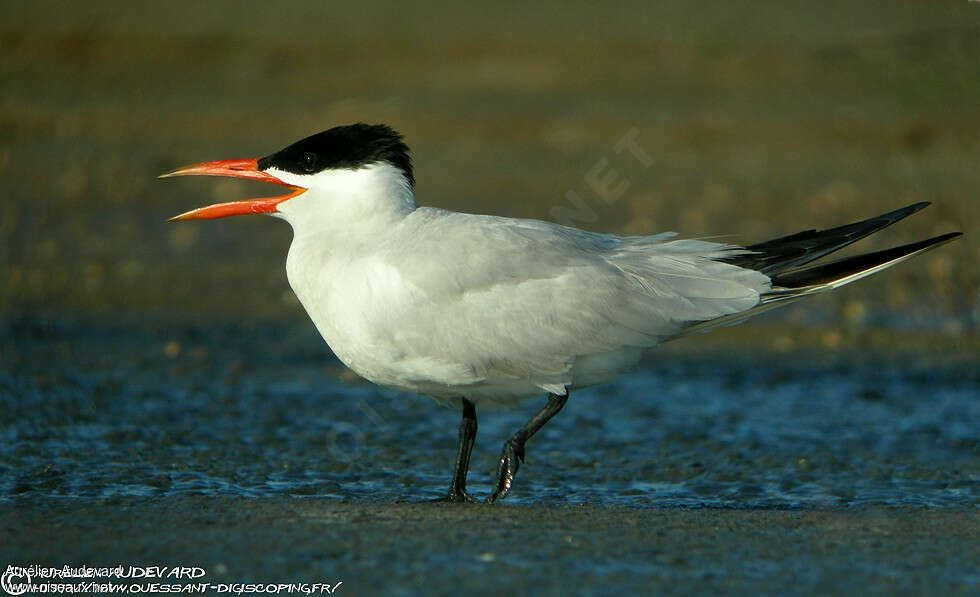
<box><xmin>4</xmin><ymin>497</ymin><xmax>978</xmax><ymax>596</ymax></box>
<box><xmin>2</xmin><ymin>317</ymin><xmax>978</xmax><ymax>594</ymax></box>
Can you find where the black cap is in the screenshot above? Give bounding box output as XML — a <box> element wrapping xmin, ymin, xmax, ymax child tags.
<box><xmin>257</xmin><ymin>123</ymin><xmax>413</xmax><ymax>187</ymax></box>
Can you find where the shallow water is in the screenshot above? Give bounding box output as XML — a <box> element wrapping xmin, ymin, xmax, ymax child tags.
<box><xmin>2</xmin><ymin>316</ymin><xmax>977</xmax><ymax>508</ymax></box>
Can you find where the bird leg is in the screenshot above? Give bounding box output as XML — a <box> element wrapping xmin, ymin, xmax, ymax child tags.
<box><xmin>434</xmin><ymin>397</ymin><xmax>478</xmax><ymax>503</ymax></box>
<box><xmin>488</xmin><ymin>391</ymin><xmax>569</xmax><ymax>503</ymax></box>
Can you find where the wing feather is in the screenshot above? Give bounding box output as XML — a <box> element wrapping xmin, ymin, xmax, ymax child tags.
<box><xmin>371</xmin><ymin>209</ymin><xmax>770</xmax><ymax>388</ymax></box>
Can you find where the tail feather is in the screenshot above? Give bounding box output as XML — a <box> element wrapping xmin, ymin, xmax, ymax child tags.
<box><xmin>671</xmin><ymin>209</ymin><xmax>961</xmax><ymax>340</ymax></box>
<box><xmin>724</xmin><ymin>201</ymin><xmax>931</xmax><ymax>275</ymax></box>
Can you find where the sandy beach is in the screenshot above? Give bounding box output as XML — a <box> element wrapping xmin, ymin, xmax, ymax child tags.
<box><xmin>5</xmin><ymin>497</ymin><xmax>979</xmax><ymax>596</ymax></box>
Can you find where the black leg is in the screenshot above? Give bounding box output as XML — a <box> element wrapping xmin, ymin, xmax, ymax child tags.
<box><xmin>434</xmin><ymin>397</ymin><xmax>478</xmax><ymax>503</ymax></box>
<box><xmin>488</xmin><ymin>390</ymin><xmax>569</xmax><ymax>503</ymax></box>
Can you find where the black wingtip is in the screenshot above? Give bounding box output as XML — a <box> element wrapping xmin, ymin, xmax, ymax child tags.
<box><xmin>894</xmin><ymin>201</ymin><xmax>931</xmax><ymax>218</ymax></box>
<box><xmin>771</xmin><ymin>231</ymin><xmax>962</xmax><ymax>289</ymax></box>
<box><xmin>727</xmin><ymin>202</ymin><xmax>939</xmax><ymax>275</ymax></box>
<box><xmin>937</xmin><ymin>231</ymin><xmax>964</xmax><ymax>243</ymax></box>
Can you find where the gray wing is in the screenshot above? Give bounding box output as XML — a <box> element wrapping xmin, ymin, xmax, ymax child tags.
<box><xmin>370</xmin><ymin>209</ymin><xmax>770</xmax><ymax>390</ymax></box>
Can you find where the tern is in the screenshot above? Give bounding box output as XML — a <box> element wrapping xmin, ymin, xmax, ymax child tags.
<box><xmin>162</xmin><ymin>123</ymin><xmax>961</xmax><ymax>503</ymax></box>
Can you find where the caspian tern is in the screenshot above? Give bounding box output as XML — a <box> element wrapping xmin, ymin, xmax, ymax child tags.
<box><xmin>162</xmin><ymin>123</ymin><xmax>961</xmax><ymax>503</ymax></box>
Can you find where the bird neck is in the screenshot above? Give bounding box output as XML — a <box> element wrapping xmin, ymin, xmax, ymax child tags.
<box><xmin>275</xmin><ymin>162</ymin><xmax>416</xmax><ymax>238</ymax></box>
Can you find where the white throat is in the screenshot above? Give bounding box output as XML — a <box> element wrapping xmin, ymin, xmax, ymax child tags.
<box><xmin>272</xmin><ymin>162</ymin><xmax>416</xmax><ymax>237</ymax></box>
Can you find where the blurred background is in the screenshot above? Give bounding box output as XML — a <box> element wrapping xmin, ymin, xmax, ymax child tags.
<box><xmin>2</xmin><ymin>0</ymin><xmax>976</xmax><ymax>337</ymax></box>
<box><xmin>3</xmin><ymin>5</ymin><xmax>980</xmax><ymax>587</ymax></box>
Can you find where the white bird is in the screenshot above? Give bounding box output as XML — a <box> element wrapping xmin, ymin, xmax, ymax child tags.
<box><xmin>162</xmin><ymin>123</ymin><xmax>961</xmax><ymax>502</ymax></box>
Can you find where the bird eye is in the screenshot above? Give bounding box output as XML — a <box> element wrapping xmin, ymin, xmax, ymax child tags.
<box><xmin>301</xmin><ymin>152</ymin><xmax>317</xmax><ymax>172</ymax></box>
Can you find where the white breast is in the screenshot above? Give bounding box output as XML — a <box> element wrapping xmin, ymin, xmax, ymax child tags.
<box><xmin>274</xmin><ymin>164</ymin><xmax>769</xmax><ymax>406</ymax></box>
<box><xmin>286</xmin><ymin>233</ymin><xmax>492</xmax><ymax>399</ymax></box>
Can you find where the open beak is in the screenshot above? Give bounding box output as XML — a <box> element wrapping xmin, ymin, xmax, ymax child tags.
<box><xmin>160</xmin><ymin>158</ymin><xmax>306</xmax><ymax>221</ymax></box>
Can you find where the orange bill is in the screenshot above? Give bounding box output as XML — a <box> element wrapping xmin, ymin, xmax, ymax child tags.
<box><xmin>160</xmin><ymin>158</ymin><xmax>305</xmax><ymax>221</ymax></box>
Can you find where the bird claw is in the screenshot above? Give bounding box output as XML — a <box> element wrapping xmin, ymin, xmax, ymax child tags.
<box><xmin>488</xmin><ymin>438</ymin><xmax>525</xmax><ymax>503</ymax></box>
<box><xmin>432</xmin><ymin>485</ymin><xmax>479</xmax><ymax>503</ymax></box>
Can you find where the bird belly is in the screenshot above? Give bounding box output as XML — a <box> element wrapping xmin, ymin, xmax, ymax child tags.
<box><xmin>286</xmin><ymin>244</ymin><xmax>494</xmax><ymax>397</ymax></box>
<box><xmin>285</xmin><ymin>240</ymin><xmax>648</xmax><ymax>406</ymax></box>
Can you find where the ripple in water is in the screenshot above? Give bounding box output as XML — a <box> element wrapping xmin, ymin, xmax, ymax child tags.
<box><xmin>2</xmin><ymin>319</ymin><xmax>977</xmax><ymax>508</ymax></box>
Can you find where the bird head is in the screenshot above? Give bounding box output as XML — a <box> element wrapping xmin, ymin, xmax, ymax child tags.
<box><xmin>161</xmin><ymin>123</ymin><xmax>414</xmax><ymax>222</ymax></box>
